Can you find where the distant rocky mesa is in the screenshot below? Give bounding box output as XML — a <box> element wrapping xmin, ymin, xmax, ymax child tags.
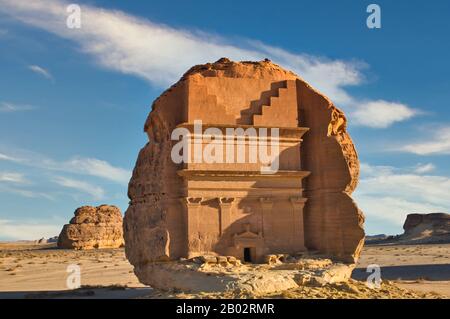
<box><xmin>366</xmin><ymin>212</ymin><xmax>450</xmax><ymax>245</ymax></box>
<box><xmin>401</xmin><ymin>213</ymin><xmax>450</xmax><ymax>244</ymax></box>
<box><xmin>58</xmin><ymin>205</ymin><xmax>125</xmax><ymax>250</ymax></box>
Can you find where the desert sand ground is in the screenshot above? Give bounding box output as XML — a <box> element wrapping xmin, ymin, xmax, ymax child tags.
<box><xmin>0</xmin><ymin>242</ymin><xmax>448</xmax><ymax>298</ymax></box>
<box><xmin>353</xmin><ymin>243</ymin><xmax>450</xmax><ymax>297</ymax></box>
<box><xmin>0</xmin><ymin>243</ymin><xmax>148</xmax><ymax>298</ymax></box>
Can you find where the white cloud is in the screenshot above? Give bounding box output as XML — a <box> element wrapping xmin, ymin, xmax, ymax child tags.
<box><xmin>0</xmin><ymin>148</ymin><xmax>129</xmax><ymax>200</ymax></box>
<box><xmin>0</xmin><ymin>0</ymin><xmax>418</xmax><ymax>128</ymax></box>
<box><xmin>53</xmin><ymin>176</ymin><xmax>105</xmax><ymax>200</ymax></box>
<box><xmin>0</xmin><ymin>172</ymin><xmax>41</xmax><ymax>199</ymax></box>
<box><xmin>28</xmin><ymin>64</ymin><xmax>52</xmax><ymax>79</ymax></box>
<box><xmin>0</xmin><ymin>101</ymin><xmax>35</xmax><ymax>112</ymax></box>
<box><xmin>0</xmin><ymin>153</ymin><xmax>19</xmax><ymax>161</ymax></box>
<box><xmin>352</xmin><ymin>100</ymin><xmax>418</xmax><ymax>128</ymax></box>
<box><xmin>356</xmin><ymin>195</ymin><xmax>446</xmax><ymax>226</ymax></box>
<box><xmin>401</xmin><ymin>127</ymin><xmax>450</xmax><ymax>155</ymax></box>
<box><xmin>0</xmin><ymin>148</ymin><xmax>131</xmax><ymax>184</ymax></box>
<box><xmin>0</xmin><ymin>219</ymin><xmax>61</xmax><ymax>241</ymax></box>
<box><xmin>414</xmin><ymin>163</ymin><xmax>435</xmax><ymax>174</ymax></box>
<box><xmin>65</xmin><ymin>157</ymin><xmax>131</xmax><ymax>184</ymax></box>
<box><xmin>0</xmin><ymin>171</ymin><xmax>28</xmax><ymax>183</ymax></box>
<box><xmin>0</xmin><ymin>184</ymin><xmax>54</xmax><ymax>200</ymax></box>
<box><xmin>354</xmin><ymin>163</ymin><xmax>450</xmax><ymax>232</ymax></box>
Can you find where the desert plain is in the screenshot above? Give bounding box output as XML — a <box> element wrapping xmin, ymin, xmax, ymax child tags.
<box><xmin>0</xmin><ymin>242</ymin><xmax>448</xmax><ymax>299</ymax></box>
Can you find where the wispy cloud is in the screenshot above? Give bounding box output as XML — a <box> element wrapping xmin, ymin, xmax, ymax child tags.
<box><xmin>0</xmin><ymin>153</ymin><xmax>18</xmax><ymax>161</ymax></box>
<box><xmin>0</xmin><ymin>219</ymin><xmax>61</xmax><ymax>240</ymax></box>
<box><xmin>0</xmin><ymin>101</ymin><xmax>36</xmax><ymax>112</ymax></box>
<box><xmin>0</xmin><ymin>184</ymin><xmax>54</xmax><ymax>200</ymax></box>
<box><xmin>28</xmin><ymin>64</ymin><xmax>52</xmax><ymax>79</ymax></box>
<box><xmin>53</xmin><ymin>176</ymin><xmax>105</xmax><ymax>200</ymax></box>
<box><xmin>354</xmin><ymin>163</ymin><xmax>450</xmax><ymax>230</ymax></box>
<box><xmin>0</xmin><ymin>171</ymin><xmax>28</xmax><ymax>183</ymax></box>
<box><xmin>0</xmin><ymin>0</ymin><xmax>418</xmax><ymax>128</ymax></box>
<box><xmin>400</xmin><ymin>126</ymin><xmax>450</xmax><ymax>155</ymax></box>
<box><xmin>64</xmin><ymin>158</ymin><xmax>131</xmax><ymax>184</ymax></box>
<box><xmin>413</xmin><ymin>163</ymin><xmax>435</xmax><ymax>174</ymax></box>
<box><xmin>0</xmin><ymin>148</ymin><xmax>131</xmax><ymax>184</ymax></box>
<box><xmin>0</xmin><ymin>172</ymin><xmax>50</xmax><ymax>199</ymax></box>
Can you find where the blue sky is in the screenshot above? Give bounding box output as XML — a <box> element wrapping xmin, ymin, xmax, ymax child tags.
<box><xmin>0</xmin><ymin>0</ymin><xmax>449</xmax><ymax>239</ymax></box>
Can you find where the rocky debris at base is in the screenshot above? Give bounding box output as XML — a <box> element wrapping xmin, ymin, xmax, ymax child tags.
<box><xmin>133</xmin><ymin>254</ymin><xmax>357</xmax><ymax>294</ymax></box>
<box><xmin>57</xmin><ymin>205</ymin><xmax>125</xmax><ymax>250</ymax></box>
<box><xmin>188</xmin><ymin>255</ymin><xmax>242</xmax><ymax>267</ymax></box>
<box><xmin>142</xmin><ymin>279</ymin><xmax>442</xmax><ymax>299</ymax></box>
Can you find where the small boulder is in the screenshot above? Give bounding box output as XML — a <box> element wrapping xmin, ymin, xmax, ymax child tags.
<box><xmin>199</xmin><ymin>255</ymin><xmax>218</xmax><ymax>264</ymax></box>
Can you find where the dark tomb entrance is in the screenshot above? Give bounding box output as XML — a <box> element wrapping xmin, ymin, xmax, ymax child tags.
<box><xmin>243</xmin><ymin>247</ymin><xmax>252</xmax><ymax>263</ymax></box>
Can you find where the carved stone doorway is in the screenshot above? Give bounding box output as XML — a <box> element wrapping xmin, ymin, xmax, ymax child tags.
<box><xmin>243</xmin><ymin>247</ymin><xmax>253</xmax><ymax>263</ymax></box>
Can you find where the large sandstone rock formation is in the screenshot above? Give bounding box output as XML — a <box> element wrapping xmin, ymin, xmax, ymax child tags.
<box><xmin>401</xmin><ymin>213</ymin><xmax>450</xmax><ymax>244</ymax></box>
<box><xmin>58</xmin><ymin>205</ymin><xmax>125</xmax><ymax>249</ymax></box>
<box><xmin>124</xmin><ymin>58</ymin><xmax>365</xmax><ymax>286</ymax></box>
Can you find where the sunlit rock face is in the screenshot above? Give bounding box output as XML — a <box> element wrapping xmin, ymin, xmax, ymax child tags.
<box><xmin>124</xmin><ymin>58</ymin><xmax>365</xmax><ymax>284</ymax></box>
<box><xmin>58</xmin><ymin>205</ymin><xmax>124</xmax><ymax>250</ymax></box>
<box><xmin>401</xmin><ymin>213</ymin><xmax>450</xmax><ymax>244</ymax></box>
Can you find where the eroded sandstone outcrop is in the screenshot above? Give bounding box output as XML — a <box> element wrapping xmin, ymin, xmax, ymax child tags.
<box><xmin>401</xmin><ymin>213</ymin><xmax>450</xmax><ymax>244</ymax></box>
<box><xmin>124</xmin><ymin>58</ymin><xmax>365</xmax><ymax>287</ymax></box>
<box><xmin>58</xmin><ymin>205</ymin><xmax>124</xmax><ymax>250</ymax></box>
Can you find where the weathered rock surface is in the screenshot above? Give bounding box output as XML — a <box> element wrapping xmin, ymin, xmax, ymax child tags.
<box><xmin>401</xmin><ymin>213</ymin><xmax>450</xmax><ymax>244</ymax></box>
<box><xmin>145</xmin><ymin>279</ymin><xmax>441</xmax><ymax>299</ymax></box>
<box><xmin>135</xmin><ymin>256</ymin><xmax>354</xmax><ymax>294</ymax></box>
<box><xmin>58</xmin><ymin>205</ymin><xmax>124</xmax><ymax>250</ymax></box>
<box><xmin>124</xmin><ymin>58</ymin><xmax>365</xmax><ymax>287</ymax></box>
<box><xmin>365</xmin><ymin>213</ymin><xmax>450</xmax><ymax>245</ymax></box>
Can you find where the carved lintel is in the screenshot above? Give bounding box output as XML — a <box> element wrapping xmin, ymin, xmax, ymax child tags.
<box><xmin>290</xmin><ymin>197</ymin><xmax>307</xmax><ymax>208</ymax></box>
<box><xmin>184</xmin><ymin>197</ymin><xmax>204</xmax><ymax>206</ymax></box>
<box><xmin>219</xmin><ymin>197</ymin><xmax>235</xmax><ymax>206</ymax></box>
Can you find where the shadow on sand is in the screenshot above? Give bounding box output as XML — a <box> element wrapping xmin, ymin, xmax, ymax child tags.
<box><xmin>0</xmin><ymin>287</ymin><xmax>153</xmax><ymax>299</ymax></box>
<box><xmin>352</xmin><ymin>263</ymin><xmax>450</xmax><ymax>281</ymax></box>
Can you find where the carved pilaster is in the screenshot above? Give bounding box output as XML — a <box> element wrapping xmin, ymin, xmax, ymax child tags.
<box><xmin>182</xmin><ymin>197</ymin><xmax>204</xmax><ymax>254</ymax></box>
<box><xmin>259</xmin><ymin>197</ymin><xmax>273</xmax><ymax>240</ymax></box>
<box><xmin>218</xmin><ymin>197</ymin><xmax>235</xmax><ymax>235</ymax></box>
<box><xmin>290</xmin><ymin>197</ymin><xmax>307</xmax><ymax>251</ymax></box>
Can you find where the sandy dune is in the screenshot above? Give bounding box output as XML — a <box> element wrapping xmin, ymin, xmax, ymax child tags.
<box><xmin>0</xmin><ymin>242</ymin><xmax>448</xmax><ymax>298</ymax></box>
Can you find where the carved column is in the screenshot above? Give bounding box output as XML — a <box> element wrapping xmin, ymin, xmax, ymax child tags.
<box><xmin>183</xmin><ymin>197</ymin><xmax>203</xmax><ymax>256</ymax></box>
<box><xmin>290</xmin><ymin>197</ymin><xmax>307</xmax><ymax>251</ymax></box>
<box><xmin>218</xmin><ymin>197</ymin><xmax>235</xmax><ymax>235</ymax></box>
<box><xmin>260</xmin><ymin>197</ymin><xmax>273</xmax><ymax>241</ymax></box>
